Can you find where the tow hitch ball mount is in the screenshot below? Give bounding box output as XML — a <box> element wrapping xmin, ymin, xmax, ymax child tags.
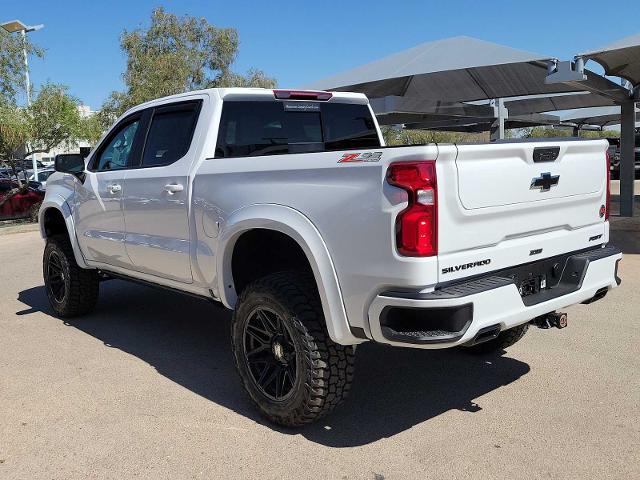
<box><xmin>532</xmin><ymin>312</ymin><xmax>568</xmax><ymax>329</ymax></box>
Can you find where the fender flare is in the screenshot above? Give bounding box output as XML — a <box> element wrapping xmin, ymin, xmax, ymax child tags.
<box><xmin>39</xmin><ymin>197</ymin><xmax>90</xmax><ymax>269</ymax></box>
<box><xmin>217</xmin><ymin>204</ymin><xmax>362</xmax><ymax>346</ymax></box>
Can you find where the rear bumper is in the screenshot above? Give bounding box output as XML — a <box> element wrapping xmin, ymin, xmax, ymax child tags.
<box><xmin>367</xmin><ymin>246</ymin><xmax>622</xmax><ymax>349</ymax></box>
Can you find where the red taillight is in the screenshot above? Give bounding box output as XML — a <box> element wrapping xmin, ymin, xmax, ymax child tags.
<box><xmin>387</xmin><ymin>161</ymin><xmax>437</xmax><ymax>257</ymax></box>
<box><xmin>605</xmin><ymin>151</ymin><xmax>610</xmax><ymax>220</ymax></box>
<box><xmin>273</xmin><ymin>90</ymin><xmax>332</xmax><ymax>101</ymax></box>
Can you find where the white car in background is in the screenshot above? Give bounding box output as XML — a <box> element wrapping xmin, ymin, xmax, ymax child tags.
<box><xmin>40</xmin><ymin>157</ymin><xmax>55</xmax><ymax>168</ymax></box>
<box><xmin>29</xmin><ymin>168</ymin><xmax>56</xmax><ymax>189</ymax></box>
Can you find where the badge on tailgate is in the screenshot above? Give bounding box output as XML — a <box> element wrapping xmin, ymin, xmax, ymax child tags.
<box><xmin>530</xmin><ymin>172</ymin><xmax>560</xmax><ymax>192</ymax></box>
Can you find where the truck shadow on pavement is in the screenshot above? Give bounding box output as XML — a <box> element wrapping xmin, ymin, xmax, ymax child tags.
<box><xmin>17</xmin><ymin>280</ymin><xmax>530</xmax><ymax>448</ymax></box>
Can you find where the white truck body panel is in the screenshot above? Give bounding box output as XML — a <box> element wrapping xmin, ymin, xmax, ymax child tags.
<box><xmin>40</xmin><ymin>87</ymin><xmax>621</xmax><ymax>349</ymax></box>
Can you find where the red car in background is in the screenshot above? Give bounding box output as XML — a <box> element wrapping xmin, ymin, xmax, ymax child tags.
<box><xmin>0</xmin><ymin>179</ymin><xmax>45</xmax><ymax>220</ymax></box>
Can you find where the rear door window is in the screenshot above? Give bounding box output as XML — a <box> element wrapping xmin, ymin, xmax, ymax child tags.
<box><xmin>141</xmin><ymin>101</ymin><xmax>202</xmax><ymax>167</ymax></box>
<box><xmin>215</xmin><ymin>100</ymin><xmax>380</xmax><ymax>158</ymax></box>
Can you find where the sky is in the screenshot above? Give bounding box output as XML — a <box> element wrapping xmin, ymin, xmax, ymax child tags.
<box><xmin>3</xmin><ymin>0</ymin><xmax>638</xmax><ymax>109</ymax></box>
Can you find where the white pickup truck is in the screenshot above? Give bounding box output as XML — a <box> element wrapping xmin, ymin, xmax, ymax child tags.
<box><xmin>40</xmin><ymin>88</ymin><xmax>622</xmax><ymax>426</ymax></box>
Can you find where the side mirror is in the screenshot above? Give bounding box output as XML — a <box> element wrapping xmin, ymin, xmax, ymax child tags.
<box><xmin>55</xmin><ymin>154</ymin><xmax>85</xmax><ymax>174</ymax></box>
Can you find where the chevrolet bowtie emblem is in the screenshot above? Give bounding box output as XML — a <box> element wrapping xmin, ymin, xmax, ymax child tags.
<box><xmin>530</xmin><ymin>172</ymin><xmax>560</xmax><ymax>192</ymax></box>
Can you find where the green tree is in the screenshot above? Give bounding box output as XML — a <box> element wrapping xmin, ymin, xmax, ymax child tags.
<box><xmin>79</xmin><ymin>112</ymin><xmax>106</xmax><ymax>146</ymax></box>
<box><xmin>0</xmin><ymin>29</ymin><xmax>43</xmax><ymax>102</ymax></box>
<box><xmin>103</xmin><ymin>7</ymin><xmax>277</xmax><ymax>121</ymax></box>
<box><xmin>381</xmin><ymin>126</ymin><xmax>488</xmax><ymax>145</ymax></box>
<box><xmin>0</xmin><ymin>99</ymin><xmax>30</xmax><ymax>167</ymax></box>
<box><xmin>27</xmin><ymin>84</ymin><xmax>83</xmax><ymax>157</ymax></box>
<box><xmin>518</xmin><ymin>127</ymin><xmax>620</xmax><ymax>139</ymax></box>
<box><xmin>0</xmin><ymin>84</ymin><xmax>84</xmax><ymax>192</ymax></box>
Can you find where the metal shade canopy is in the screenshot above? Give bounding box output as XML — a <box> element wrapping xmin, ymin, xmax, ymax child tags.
<box><xmin>404</xmin><ymin>113</ymin><xmax>560</xmax><ymax>133</ymax></box>
<box><xmin>582</xmin><ymin>33</ymin><xmax>640</xmax><ymax>87</ymax></box>
<box><xmin>503</xmin><ymin>92</ymin><xmax>615</xmax><ymax>115</ymax></box>
<box><xmin>305</xmin><ymin>36</ymin><xmax>586</xmax><ymax>102</ymax></box>
<box><xmin>369</xmin><ymin>96</ymin><xmax>496</xmax><ymax>125</ymax></box>
<box><xmin>560</xmin><ymin>106</ymin><xmax>640</xmax><ymax>127</ymax></box>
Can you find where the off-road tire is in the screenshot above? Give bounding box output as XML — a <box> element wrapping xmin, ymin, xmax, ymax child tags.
<box><xmin>231</xmin><ymin>271</ymin><xmax>355</xmax><ymax>427</ymax></box>
<box><xmin>43</xmin><ymin>234</ymin><xmax>99</xmax><ymax>318</ymax></box>
<box><xmin>466</xmin><ymin>323</ymin><xmax>529</xmax><ymax>354</ymax></box>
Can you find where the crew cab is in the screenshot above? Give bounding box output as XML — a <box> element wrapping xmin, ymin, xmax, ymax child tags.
<box><xmin>39</xmin><ymin>88</ymin><xmax>622</xmax><ymax>426</ymax></box>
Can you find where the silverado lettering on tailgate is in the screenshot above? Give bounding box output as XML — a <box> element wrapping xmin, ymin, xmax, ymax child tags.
<box><xmin>442</xmin><ymin>259</ymin><xmax>491</xmax><ymax>275</ymax></box>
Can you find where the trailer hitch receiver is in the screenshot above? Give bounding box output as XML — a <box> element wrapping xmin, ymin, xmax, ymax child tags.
<box><xmin>532</xmin><ymin>312</ymin><xmax>568</xmax><ymax>329</ymax></box>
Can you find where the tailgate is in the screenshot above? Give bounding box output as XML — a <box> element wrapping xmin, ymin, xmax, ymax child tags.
<box><xmin>456</xmin><ymin>141</ymin><xmax>603</xmax><ymax>209</ymax></box>
<box><xmin>436</xmin><ymin>139</ymin><xmax>609</xmax><ymax>283</ymax></box>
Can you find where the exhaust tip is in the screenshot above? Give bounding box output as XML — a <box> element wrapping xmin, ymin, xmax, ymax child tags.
<box><xmin>468</xmin><ymin>324</ymin><xmax>501</xmax><ymax>346</ymax></box>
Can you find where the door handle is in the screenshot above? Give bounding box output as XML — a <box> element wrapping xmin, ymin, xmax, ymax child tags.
<box><xmin>107</xmin><ymin>184</ymin><xmax>121</xmax><ymax>194</ymax></box>
<box><xmin>164</xmin><ymin>183</ymin><xmax>184</xmax><ymax>194</ymax></box>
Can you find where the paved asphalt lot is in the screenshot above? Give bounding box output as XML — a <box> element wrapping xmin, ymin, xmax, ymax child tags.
<box><xmin>1</xmin><ymin>227</ymin><xmax>638</xmax><ymax>479</ymax></box>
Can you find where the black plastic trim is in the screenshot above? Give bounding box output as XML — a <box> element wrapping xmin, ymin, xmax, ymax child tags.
<box><xmin>99</xmin><ymin>270</ymin><xmax>222</xmax><ymax>305</ymax></box>
<box><xmin>383</xmin><ymin>276</ymin><xmax>513</xmax><ymax>301</ymax></box>
<box><xmin>581</xmin><ymin>287</ymin><xmax>609</xmax><ymax>305</ymax></box>
<box><xmin>379</xmin><ymin>303</ymin><xmax>473</xmax><ymax>344</ymax></box>
<box><xmin>381</xmin><ymin>245</ymin><xmax>621</xmax><ymax>307</ymax></box>
<box><xmin>533</xmin><ymin>146</ymin><xmax>560</xmax><ymax>163</ymax></box>
<box><xmin>349</xmin><ymin>326</ymin><xmax>369</xmax><ymax>340</ymax></box>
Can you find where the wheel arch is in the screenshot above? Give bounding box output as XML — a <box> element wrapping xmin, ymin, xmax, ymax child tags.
<box><xmin>217</xmin><ymin>204</ymin><xmax>362</xmax><ymax>345</ymax></box>
<box><xmin>39</xmin><ymin>198</ymin><xmax>89</xmax><ymax>269</ymax></box>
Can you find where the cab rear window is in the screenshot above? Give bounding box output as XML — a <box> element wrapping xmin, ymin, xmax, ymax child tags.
<box><xmin>214</xmin><ymin>101</ymin><xmax>380</xmax><ymax>158</ymax></box>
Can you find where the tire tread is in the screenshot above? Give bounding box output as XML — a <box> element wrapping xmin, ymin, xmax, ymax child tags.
<box><xmin>44</xmin><ymin>234</ymin><xmax>99</xmax><ymax>317</ymax></box>
<box><xmin>231</xmin><ymin>271</ymin><xmax>355</xmax><ymax>426</ymax></box>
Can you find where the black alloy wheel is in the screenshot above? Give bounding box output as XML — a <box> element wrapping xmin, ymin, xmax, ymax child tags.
<box><xmin>45</xmin><ymin>249</ymin><xmax>66</xmax><ymax>303</ymax></box>
<box><xmin>243</xmin><ymin>306</ymin><xmax>298</xmax><ymax>401</ymax></box>
<box><xmin>231</xmin><ymin>271</ymin><xmax>355</xmax><ymax>426</ymax></box>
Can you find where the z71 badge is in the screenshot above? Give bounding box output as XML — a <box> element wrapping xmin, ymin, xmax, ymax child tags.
<box><xmin>338</xmin><ymin>152</ymin><xmax>383</xmax><ymax>163</ymax></box>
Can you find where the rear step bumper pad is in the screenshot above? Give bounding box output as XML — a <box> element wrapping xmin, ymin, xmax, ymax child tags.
<box><xmin>367</xmin><ymin>245</ymin><xmax>622</xmax><ymax>349</ymax></box>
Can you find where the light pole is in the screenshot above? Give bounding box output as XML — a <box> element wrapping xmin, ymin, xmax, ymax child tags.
<box><xmin>1</xmin><ymin>19</ymin><xmax>44</xmax><ymax>180</ymax></box>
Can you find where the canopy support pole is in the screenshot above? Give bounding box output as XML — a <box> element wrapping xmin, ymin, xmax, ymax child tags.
<box><xmin>490</xmin><ymin>98</ymin><xmax>507</xmax><ymax>141</ymax></box>
<box><xmin>619</xmin><ymin>101</ymin><xmax>636</xmax><ymax>217</ymax></box>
